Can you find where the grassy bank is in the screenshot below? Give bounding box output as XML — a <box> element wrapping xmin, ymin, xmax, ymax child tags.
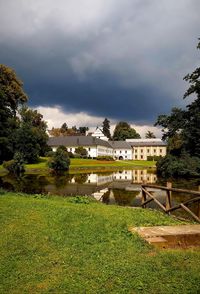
<box><xmin>0</xmin><ymin>157</ymin><xmax>156</xmax><ymax>175</ymax></box>
<box><xmin>0</xmin><ymin>192</ymin><xmax>199</xmax><ymax>293</ymax></box>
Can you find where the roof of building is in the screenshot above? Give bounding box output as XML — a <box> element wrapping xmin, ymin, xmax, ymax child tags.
<box><xmin>129</xmin><ymin>141</ymin><xmax>167</xmax><ymax>147</ymax></box>
<box><xmin>48</xmin><ymin>136</ymin><xmax>112</xmax><ymax>148</ymax></box>
<box><xmin>108</xmin><ymin>141</ymin><xmax>132</xmax><ymax>149</ymax></box>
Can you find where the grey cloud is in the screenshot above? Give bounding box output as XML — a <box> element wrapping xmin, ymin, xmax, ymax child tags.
<box><xmin>0</xmin><ymin>0</ymin><xmax>199</xmax><ymax>124</ymax></box>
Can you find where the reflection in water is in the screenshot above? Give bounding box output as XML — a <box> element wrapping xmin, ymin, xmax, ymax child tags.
<box><xmin>1</xmin><ymin>169</ymin><xmax>199</xmax><ymax>219</ymax></box>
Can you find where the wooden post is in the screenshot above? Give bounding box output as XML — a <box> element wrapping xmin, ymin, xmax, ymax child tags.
<box><xmin>141</xmin><ymin>180</ymin><xmax>147</xmax><ymax>208</ymax></box>
<box><xmin>198</xmin><ymin>186</ymin><xmax>200</xmax><ymax>218</ymax></box>
<box><xmin>166</xmin><ymin>182</ymin><xmax>172</xmax><ymax>214</ymax></box>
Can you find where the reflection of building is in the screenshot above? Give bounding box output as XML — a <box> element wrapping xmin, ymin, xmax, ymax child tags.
<box><xmin>86</xmin><ymin>174</ymin><xmax>113</xmax><ymax>185</ymax></box>
<box><xmin>113</xmin><ymin>170</ymin><xmax>132</xmax><ymax>181</ymax></box>
<box><xmin>131</xmin><ymin>170</ymin><xmax>157</xmax><ymax>184</ymax></box>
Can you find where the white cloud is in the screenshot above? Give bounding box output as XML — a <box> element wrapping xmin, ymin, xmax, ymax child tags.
<box><xmin>35</xmin><ymin>106</ymin><xmax>162</xmax><ymax>138</ymax></box>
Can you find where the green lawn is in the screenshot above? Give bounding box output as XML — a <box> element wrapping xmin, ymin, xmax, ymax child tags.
<box><xmin>0</xmin><ymin>157</ymin><xmax>156</xmax><ymax>175</ymax></box>
<box><xmin>0</xmin><ymin>192</ymin><xmax>199</xmax><ymax>294</ymax></box>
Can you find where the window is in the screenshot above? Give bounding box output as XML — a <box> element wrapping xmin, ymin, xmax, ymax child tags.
<box><xmin>125</xmin><ymin>156</ymin><xmax>127</xmax><ymax>159</ymax></box>
<box><xmin>88</xmin><ymin>147</ymin><xmax>91</xmax><ymax>151</ymax></box>
<box><xmin>135</xmin><ymin>149</ymin><xmax>137</xmax><ymax>153</ymax></box>
<box><xmin>160</xmin><ymin>149</ymin><xmax>162</xmax><ymax>153</ymax></box>
<box><xmin>120</xmin><ymin>150</ymin><xmax>122</xmax><ymax>153</ymax></box>
<box><xmin>135</xmin><ymin>155</ymin><xmax>137</xmax><ymax>159</ymax></box>
<box><xmin>141</xmin><ymin>149</ymin><xmax>143</xmax><ymax>153</ymax></box>
<box><xmin>147</xmin><ymin>149</ymin><xmax>150</xmax><ymax>153</ymax></box>
<box><xmin>154</xmin><ymin>149</ymin><xmax>156</xmax><ymax>153</ymax></box>
<box><xmin>70</xmin><ymin>148</ymin><xmax>72</xmax><ymax>151</ymax></box>
<box><xmin>125</xmin><ymin>150</ymin><xmax>127</xmax><ymax>153</ymax></box>
<box><xmin>141</xmin><ymin>155</ymin><xmax>143</xmax><ymax>159</ymax></box>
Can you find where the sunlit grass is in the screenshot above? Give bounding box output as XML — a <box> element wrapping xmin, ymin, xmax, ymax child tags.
<box><xmin>0</xmin><ymin>192</ymin><xmax>199</xmax><ymax>294</ymax></box>
<box><xmin>0</xmin><ymin>157</ymin><xmax>156</xmax><ymax>174</ymax></box>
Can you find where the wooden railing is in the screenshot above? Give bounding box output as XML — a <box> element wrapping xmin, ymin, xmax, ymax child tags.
<box><xmin>141</xmin><ymin>182</ymin><xmax>200</xmax><ymax>223</ymax></box>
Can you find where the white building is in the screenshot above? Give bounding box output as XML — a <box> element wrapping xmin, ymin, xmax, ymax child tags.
<box><xmin>48</xmin><ymin>136</ymin><xmax>167</xmax><ymax>160</ymax></box>
<box><xmin>91</xmin><ymin>127</ymin><xmax>109</xmax><ymax>141</ymax></box>
<box><xmin>48</xmin><ymin>136</ymin><xmax>113</xmax><ymax>158</ymax></box>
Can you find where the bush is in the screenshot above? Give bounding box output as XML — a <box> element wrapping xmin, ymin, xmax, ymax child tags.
<box><xmin>48</xmin><ymin>146</ymin><xmax>70</xmax><ymax>171</ymax></box>
<box><xmin>75</xmin><ymin>146</ymin><xmax>88</xmax><ymax>158</ymax></box>
<box><xmin>96</xmin><ymin>156</ymin><xmax>114</xmax><ymax>161</ymax></box>
<box><xmin>3</xmin><ymin>152</ymin><xmax>25</xmax><ymax>175</ymax></box>
<box><xmin>147</xmin><ymin>155</ymin><xmax>162</xmax><ymax>161</ymax></box>
<box><xmin>156</xmin><ymin>154</ymin><xmax>200</xmax><ymax>178</ymax></box>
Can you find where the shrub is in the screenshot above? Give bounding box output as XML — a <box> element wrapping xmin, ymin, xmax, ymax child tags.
<box><xmin>156</xmin><ymin>154</ymin><xmax>200</xmax><ymax>178</ymax></box>
<box><xmin>147</xmin><ymin>155</ymin><xmax>162</xmax><ymax>161</ymax></box>
<box><xmin>48</xmin><ymin>146</ymin><xmax>70</xmax><ymax>171</ymax></box>
<box><xmin>75</xmin><ymin>146</ymin><xmax>88</xmax><ymax>158</ymax></box>
<box><xmin>3</xmin><ymin>152</ymin><xmax>25</xmax><ymax>175</ymax></box>
<box><xmin>96</xmin><ymin>155</ymin><xmax>114</xmax><ymax>161</ymax></box>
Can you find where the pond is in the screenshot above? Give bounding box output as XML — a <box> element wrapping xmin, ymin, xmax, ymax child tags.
<box><xmin>0</xmin><ymin>169</ymin><xmax>200</xmax><ymax>219</ymax></box>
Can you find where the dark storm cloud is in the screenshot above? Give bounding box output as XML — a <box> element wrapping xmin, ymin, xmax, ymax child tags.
<box><xmin>0</xmin><ymin>0</ymin><xmax>199</xmax><ymax>124</ymax></box>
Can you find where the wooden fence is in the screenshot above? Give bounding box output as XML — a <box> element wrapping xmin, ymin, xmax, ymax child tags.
<box><xmin>141</xmin><ymin>182</ymin><xmax>200</xmax><ymax>223</ymax></box>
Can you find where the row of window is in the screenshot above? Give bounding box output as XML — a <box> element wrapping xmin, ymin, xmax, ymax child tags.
<box><xmin>134</xmin><ymin>148</ymin><xmax>163</xmax><ymax>153</ymax></box>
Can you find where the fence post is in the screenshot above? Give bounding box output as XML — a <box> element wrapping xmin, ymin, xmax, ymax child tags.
<box><xmin>142</xmin><ymin>180</ymin><xmax>147</xmax><ymax>208</ymax></box>
<box><xmin>166</xmin><ymin>182</ymin><xmax>172</xmax><ymax>214</ymax></box>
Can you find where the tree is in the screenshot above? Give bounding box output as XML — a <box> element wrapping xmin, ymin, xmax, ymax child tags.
<box><xmin>75</xmin><ymin>146</ymin><xmax>88</xmax><ymax>158</ymax></box>
<box><xmin>3</xmin><ymin>152</ymin><xmax>25</xmax><ymax>176</ymax></box>
<box><xmin>15</xmin><ymin>107</ymin><xmax>49</xmax><ymax>163</ymax></box>
<box><xmin>60</xmin><ymin>123</ymin><xmax>68</xmax><ymax>135</ymax></box>
<box><xmin>155</xmin><ymin>39</ymin><xmax>200</xmax><ymax>177</ymax></box>
<box><xmin>102</xmin><ymin>118</ymin><xmax>111</xmax><ymax>139</ymax></box>
<box><xmin>145</xmin><ymin>131</ymin><xmax>156</xmax><ymax>139</ymax></box>
<box><xmin>113</xmin><ymin>121</ymin><xmax>141</xmax><ymax>141</ymax></box>
<box><xmin>78</xmin><ymin>126</ymin><xmax>89</xmax><ymax>135</ymax></box>
<box><xmin>0</xmin><ymin>64</ymin><xmax>27</xmax><ymax>163</ymax></box>
<box><xmin>48</xmin><ymin>146</ymin><xmax>70</xmax><ymax>171</ymax></box>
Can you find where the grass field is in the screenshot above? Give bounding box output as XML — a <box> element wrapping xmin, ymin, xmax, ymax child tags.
<box><xmin>0</xmin><ymin>157</ymin><xmax>156</xmax><ymax>175</ymax></box>
<box><xmin>0</xmin><ymin>191</ymin><xmax>199</xmax><ymax>294</ymax></box>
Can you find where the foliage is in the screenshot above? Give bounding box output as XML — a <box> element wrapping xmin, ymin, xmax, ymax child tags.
<box><xmin>0</xmin><ymin>64</ymin><xmax>27</xmax><ymax>163</ymax></box>
<box><xmin>3</xmin><ymin>152</ymin><xmax>25</xmax><ymax>175</ymax></box>
<box><xmin>155</xmin><ymin>40</ymin><xmax>200</xmax><ymax>177</ymax></box>
<box><xmin>2</xmin><ymin>193</ymin><xmax>199</xmax><ymax>294</ymax></box>
<box><xmin>156</xmin><ymin>154</ymin><xmax>200</xmax><ymax>178</ymax></box>
<box><xmin>145</xmin><ymin>131</ymin><xmax>156</xmax><ymax>138</ymax></box>
<box><xmin>147</xmin><ymin>155</ymin><xmax>162</xmax><ymax>161</ymax></box>
<box><xmin>15</xmin><ymin>107</ymin><xmax>49</xmax><ymax>163</ymax></box>
<box><xmin>49</xmin><ymin>124</ymin><xmax>89</xmax><ymax>137</ymax></box>
<box><xmin>75</xmin><ymin>146</ymin><xmax>88</xmax><ymax>158</ymax></box>
<box><xmin>48</xmin><ymin>146</ymin><xmax>70</xmax><ymax>171</ymax></box>
<box><xmin>96</xmin><ymin>155</ymin><xmax>114</xmax><ymax>161</ymax></box>
<box><xmin>113</xmin><ymin>121</ymin><xmax>141</xmax><ymax>141</ymax></box>
<box><xmin>102</xmin><ymin>118</ymin><xmax>111</xmax><ymax>139</ymax></box>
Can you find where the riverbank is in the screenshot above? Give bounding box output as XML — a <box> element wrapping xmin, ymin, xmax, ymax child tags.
<box><xmin>0</xmin><ymin>191</ymin><xmax>199</xmax><ymax>293</ymax></box>
<box><xmin>0</xmin><ymin>157</ymin><xmax>156</xmax><ymax>175</ymax></box>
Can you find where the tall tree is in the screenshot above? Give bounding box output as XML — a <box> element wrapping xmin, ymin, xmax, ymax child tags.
<box><xmin>102</xmin><ymin>118</ymin><xmax>111</xmax><ymax>139</ymax></box>
<box><xmin>145</xmin><ymin>131</ymin><xmax>156</xmax><ymax>139</ymax></box>
<box><xmin>15</xmin><ymin>107</ymin><xmax>48</xmax><ymax>163</ymax></box>
<box><xmin>113</xmin><ymin>121</ymin><xmax>141</xmax><ymax>141</ymax></box>
<box><xmin>0</xmin><ymin>64</ymin><xmax>27</xmax><ymax>163</ymax></box>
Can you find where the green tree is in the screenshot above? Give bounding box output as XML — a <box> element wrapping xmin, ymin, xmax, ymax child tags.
<box><xmin>48</xmin><ymin>146</ymin><xmax>70</xmax><ymax>171</ymax></box>
<box><xmin>145</xmin><ymin>131</ymin><xmax>156</xmax><ymax>139</ymax></box>
<box><xmin>155</xmin><ymin>39</ymin><xmax>200</xmax><ymax>177</ymax></box>
<box><xmin>15</xmin><ymin>107</ymin><xmax>49</xmax><ymax>163</ymax></box>
<box><xmin>113</xmin><ymin>121</ymin><xmax>141</xmax><ymax>141</ymax></box>
<box><xmin>75</xmin><ymin>146</ymin><xmax>88</xmax><ymax>158</ymax></box>
<box><xmin>102</xmin><ymin>118</ymin><xmax>111</xmax><ymax>139</ymax></box>
<box><xmin>3</xmin><ymin>152</ymin><xmax>25</xmax><ymax>176</ymax></box>
<box><xmin>78</xmin><ymin>126</ymin><xmax>89</xmax><ymax>135</ymax></box>
<box><xmin>0</xmin><ymin>64</ymin><xmax>27</xmax><ymax>163</ymax></box>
